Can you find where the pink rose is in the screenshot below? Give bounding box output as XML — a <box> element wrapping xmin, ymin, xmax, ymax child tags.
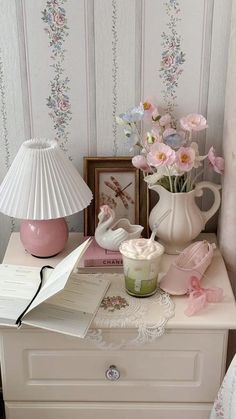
<box><xmin>162</xmin><ymin>55</ymin><xmax>174</xmax><ymax>68</ymax></box>
<box><xmin>176</xmin><ymin>147</ymin><xmax>195</xmax><ymax>172</ymax></box>
<box><xmin>132</xmin><ymin>155</ymin><xmax>151</xmax><ymax>172</ymax></box>
<box><xmin>58</xmin><ymin>99</ymin><xmax>70</xmax><ymax>112</ymax></box>
<box><xmin>54</xmin><ymin>12</ymin><xmax>66</xmax><ymax>26</ymax></box>
<box><xmin>180</xmin><ymin>114</ymin><xmax>208</xmax><ymax>132</ymax></box>
<box><xmin>147</xmin><ymin>143</ymin><xmax>175</xmax><ymax>168</ymax></box>
<box><xmin>208</xmin><ymin>146</ymin><xmax>224</xmax><ymax>174</ymax></box>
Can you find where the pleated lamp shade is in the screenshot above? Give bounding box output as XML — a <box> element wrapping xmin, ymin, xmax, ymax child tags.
<box><xmin>0</xmin><ymin>139</ymin><xmax>93</xmax><ymax>257</ymax></box>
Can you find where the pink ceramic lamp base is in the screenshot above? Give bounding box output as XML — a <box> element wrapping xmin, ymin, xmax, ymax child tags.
<box><xmin>20</xmin><ymin>218</ymin><xmax>69</xmax><ymax>258</ymax></box>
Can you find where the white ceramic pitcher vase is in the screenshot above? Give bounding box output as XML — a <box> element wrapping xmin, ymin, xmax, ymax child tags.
<box><xmin>149</xmin><ymin>181</ymin><xmax>221</xmax><ymax>254</ymax></box>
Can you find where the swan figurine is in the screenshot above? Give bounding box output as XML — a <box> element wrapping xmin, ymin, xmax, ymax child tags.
<box><xmin>95</xmin><ymin>205</ymin><xmax>143</xmax><ymax>251</ymax></box>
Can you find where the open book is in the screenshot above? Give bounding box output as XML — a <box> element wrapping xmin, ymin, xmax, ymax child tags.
<box><xmin>0</xmin><ymin>238</ymin><xmax>110</xmax><ymax>338</ymax></box>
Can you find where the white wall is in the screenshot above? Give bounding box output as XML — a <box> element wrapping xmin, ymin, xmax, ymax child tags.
<box><xmin>0</xmin><ymin>0</ymin><xmax>232</xmax><ymax>260</ymax></box>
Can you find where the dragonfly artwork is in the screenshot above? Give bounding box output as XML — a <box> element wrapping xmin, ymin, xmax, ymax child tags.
<box><xmin>104</xmin><ymin>176</ymin><xmax>135</xmax><ymax>209</ymax></box>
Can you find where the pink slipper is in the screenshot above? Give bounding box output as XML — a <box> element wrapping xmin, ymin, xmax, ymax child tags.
<box><xmin>160</xmin><ymin>240</ymin><xmax>215</xmax><ymax>295</ymax></box>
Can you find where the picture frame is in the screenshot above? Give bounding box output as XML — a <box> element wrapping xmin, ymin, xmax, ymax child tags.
<box><xmin>83</xmin><ymin>157</ymin><xmax>150</xmax><ymax>237</ymax></box>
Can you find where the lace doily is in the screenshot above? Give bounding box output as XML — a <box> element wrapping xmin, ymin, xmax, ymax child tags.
<box><xmin>86</xmin><ymin>273</ymin><xmax>175</xmax><ymax>348</ymax></box>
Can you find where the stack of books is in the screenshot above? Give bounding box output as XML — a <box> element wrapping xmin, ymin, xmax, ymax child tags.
<box><xmin>78</xmin><ymin>238</ymin><xmax>123</xmax><ymax>273</ymax></box>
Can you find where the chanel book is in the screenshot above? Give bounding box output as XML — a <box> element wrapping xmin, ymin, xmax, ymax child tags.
<box><xmin>81</xmin><ymin>238</ymin><xmax>123</xmax><ymax>267</ymax></box>
<box><xmin>0</xmin><ymin>238</ymin><xmax>110</xmax><ymax>338</ymax></box>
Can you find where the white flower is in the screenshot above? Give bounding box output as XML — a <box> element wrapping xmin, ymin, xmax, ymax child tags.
<box><xmin>169</xmin><ymin>164</ymin><xmax>184</xmax><ymax>176</ymax></box>
<box><xmin>115</xmin><ymin>115</ymin><xmax>126</xmax><ymax>125</ymax></box>
<box><xmin>190</xmin><ymin>142</ymin><xmax>207</xmax><ymax>168</ymax></box>
<box><xmin>120</xmin><ymin>104</ymin><xmax>144</xmax><ymax>123</ymax></box>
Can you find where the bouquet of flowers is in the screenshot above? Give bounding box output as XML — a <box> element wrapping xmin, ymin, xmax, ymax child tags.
<box><xmin>116</xmin><ymin>101</ymin><xmax>224</xmax><ymax>193</ymax></box>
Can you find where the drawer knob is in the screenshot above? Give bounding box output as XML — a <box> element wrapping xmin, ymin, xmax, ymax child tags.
<box><xmin>105</xmin><ymin>365</ymin><xmax>120</xmax><ymax>381</ymax></box>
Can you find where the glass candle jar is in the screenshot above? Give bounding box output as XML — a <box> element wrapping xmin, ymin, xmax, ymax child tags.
<box><xmin>119</xmin><ymin>238</ymin><xmax>165</xmax><ymax>297</ymax></box>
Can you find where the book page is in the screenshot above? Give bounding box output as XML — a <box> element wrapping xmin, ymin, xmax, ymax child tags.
<box><xmin>21</xmin><ymin>304</ymin><xmax>94</xmax><ymax>338</ymax></box>
<box><xmin>46</xmin><ymin>273</ymin><xmax>110</xmax><ymax>314</ymax></box>
<box><xmin>0</xmin><ymin>265</ymin><xmax>41</xmax><ymax>325</ymax></box>
<box><xmin>22</xmin><ymin>273</ymin><xmax>110</xmax><ymax>338</ymax></box>
<box><xmin>25</xmin><ymin>238</ymin><xmax>92</xmax><ymax>315</ymax></box>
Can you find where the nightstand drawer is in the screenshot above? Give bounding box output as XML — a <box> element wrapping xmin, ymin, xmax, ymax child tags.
<box><xmin>1</xmin><ymin>328</ymin><xmax>226</xmax><ymax>403</ymax></box>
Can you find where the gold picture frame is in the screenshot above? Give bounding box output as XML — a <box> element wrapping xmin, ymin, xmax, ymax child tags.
<box><xmin>83</xmin><ymin>157</ymin><xmax>150</xmax><ymax>237</ymax></box>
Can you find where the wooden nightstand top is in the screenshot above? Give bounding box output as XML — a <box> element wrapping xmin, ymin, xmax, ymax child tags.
<box><xmin>3</xmin><ymin>232</ymin><xmax>236</xmax><ymax>330</ymax></box>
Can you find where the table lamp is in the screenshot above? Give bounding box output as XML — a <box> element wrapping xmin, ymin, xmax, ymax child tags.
<box><xmin>0</xmin><ymin>138</ymin><xmax>93</xmax><ymax>257</ymax></box>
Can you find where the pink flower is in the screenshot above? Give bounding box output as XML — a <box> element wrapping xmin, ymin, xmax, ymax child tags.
<box><xmin>162</xmin><ymin>55</ymin><xmax>174</xmax><ymax>68</ymax></box>
<box><xmin>132</xmin><ymin>155</ymin><xmax>151</xmax><ymax>172</ymax></box>
<box><xmin>151</xmin><ymin>107</ymin><xmax>161</xmax><ymax>121</ymax></box>
<box><xmin>54</xmin><ymin>12</ymin><xmax>66</xmax><ymax>26</ymax></box>
<box><xmin>142</xmin><ymin>100</ymin><xmax>155</xmax><ymax>111</ymax></box>
<box><xmin>58</xmin><ymin>99</ymin><xmax>70</xmax><ymax>112</ymax></box>
<box><xmin>147</xmin><ymin>143</ymin><xmax>175</xmax><ymax>168</ymax></box>
<box><xmin>176</xmin><ymin>147</ymin><xmax>195</xmax><ymax>172</ymax></box>
<box><xmin>159</xmin><ymin>113</ymin><xmax>172</xmax><ymax>127</ymax></box>
<box><xmin>208</xmin><ymin>146</ymin><xmax>224</xmax><ymax>174</ymax></box>
<box><xmin>180</xmin><ymin>113</ymin><xmax>208</xmax><ymax>132</ymax></box>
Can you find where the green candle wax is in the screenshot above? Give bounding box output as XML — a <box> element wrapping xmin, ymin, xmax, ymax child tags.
<box><xmin>124</xmin><ymin>275</ymin><xmax>157</xmax><ymax>297</ymax></box>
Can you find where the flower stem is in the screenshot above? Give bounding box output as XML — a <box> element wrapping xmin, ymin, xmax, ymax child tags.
<box><xmin>174</xmin><ymin>175</ymin><xmax>179</xmax><ymax>193</ymax></box>
<box><xmin>186</xmin><ymin>171</ymin><xmax>192</xmax><ymax>192</ymax></box>
<box><xmin>187</xmin><ymin>130</ymin><xmax>192</xmax><ymax>144</ymax></box>
<box><xmin>181</xmin><ymin>175</ymin><xmax>188</xmax><ymax>193</ymax></box>
<box><xmin>189</xmin><ymin>169</ymin><xmax>204</xmax><ymax>190</ymax></box>
<box><xmin>166</xmin><ymin>167</ymin><xmax>173</xmax><ymax>193</ymax></box>
<box><xmin>131</xmin><ymin>122</ymin><xmax>143</xmax><ymax>148</ymax></box>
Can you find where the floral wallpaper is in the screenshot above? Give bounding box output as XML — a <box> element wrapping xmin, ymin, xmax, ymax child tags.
<box><xmin>41</xmin><ymin>0</ymin><xmax>72</xmax><ymax>154</ymax></box>
<box><xmin>159</xmin><ymin>0</ymin><xmax>186</xmax><ymax>114</ymax></box>
<box><xmin>0</xmin><ymin>51</ymin><xmax>10</xmax><ymax>170</ymax></box>
<box><xmin>111</xmin><ymin>0</ymin><xmax>118</xmax><ymax>155</ymax></box>
<box><xmin>0</xmin><ymin>50</ymin><xmax>14</xmax><ymax>232</ymax></box>
<box><xmin>0</xmin><ymin>0</ymin><xmax>228</xmax><ymax>263</ymax></box>
<box><xmin>40</xmin><ymin>0</ymin><xmax>185</xmax><ymax>154</ymax></box>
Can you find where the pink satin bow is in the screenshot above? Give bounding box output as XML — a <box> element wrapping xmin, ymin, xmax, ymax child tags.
<box><xmin>185</xmin><ymin>276</ymin><xmax>223</xmax><ymax>316</ymax></box>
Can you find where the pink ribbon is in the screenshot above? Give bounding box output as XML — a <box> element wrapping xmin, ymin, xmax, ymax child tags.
<box><xmin>185</xmin><ymin>276</ymin><xmax>223</xmax><ymax>316</ymax></box>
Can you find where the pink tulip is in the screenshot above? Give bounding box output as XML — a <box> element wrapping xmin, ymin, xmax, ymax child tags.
<box><xmin>176</xmin><ymin>147</ymin><xmax>195</xmax><ymax>172</ymax></box>
<box><xmin>132</xmin><ymin>155</ymin><xmax>151</xmax><ymax>172</ymax></box>
<box><xmin>208</xmin><ymin>147</ymin><xmax>224</xmax><ymax>174</ymax></box>
<box><xmin>180</xmin><ymin>113</ymin><xmax>208</xmax><ymax>132</ymax></box>
<box><xmin>147</xmin><ymin>143</ymin><xmax>175</xmax><ymax>168</ymax></box>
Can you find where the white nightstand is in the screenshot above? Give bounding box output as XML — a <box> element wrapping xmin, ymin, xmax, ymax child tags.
<box><xmin>1</xmin><ymin>232</ymin><xmax>236</xmax><ymax>419</ymax></box>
